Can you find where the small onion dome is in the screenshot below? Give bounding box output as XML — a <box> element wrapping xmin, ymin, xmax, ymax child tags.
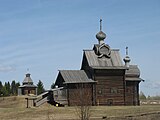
<box><xmin>96</xmin><ymin>30</ymin><xmax>106</xmax><ymax>40</ymax></box>
<box><xmin>123</xmin><ymin>56</ymin><xmax>131</xmax><ymax>63</ymax></box>
<box><xmin>123</xmin><ymin>47</ymin><xmax>131</xmax><ymax>63</ymax></box>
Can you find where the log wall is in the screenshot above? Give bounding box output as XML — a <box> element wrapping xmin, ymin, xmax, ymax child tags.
<box><xmin>125</xmin><ymin>81</ymin><xmax>139</xmax><ymax>105</ymax></box>
<box><xmin>67</xmin><ymin>83</ymin><xmax>93</xmax><ymax>106</ymax></box>
<box><xmin>94</xmin><ymin>69</ymin><xmax>125</xmax><ymax>105</ymax></box>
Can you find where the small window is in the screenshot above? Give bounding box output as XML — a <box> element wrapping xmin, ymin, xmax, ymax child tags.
<box><xmin>98</xmin><ymin>90</ymin><xmax>102</xmax><ymax>94</ymax></box>
<box><xmin>110</xmin><ymin>88</ymin><xmax>118</xmax><ymax>94</ymax></box>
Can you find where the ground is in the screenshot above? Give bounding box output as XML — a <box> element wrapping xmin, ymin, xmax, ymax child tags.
<box><xmin>0</xmin><ymin>96</ymin><xmax>160</xmax><ymax>120</ymax></box>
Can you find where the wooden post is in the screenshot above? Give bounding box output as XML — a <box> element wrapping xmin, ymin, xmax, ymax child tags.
<box><xmin>67</xmin><ymin>84</ymin><xmax>70</xmax><ymax>106</ymax></box>
<box><xmin>25</xmin><ymin>98</ymin><xmax>29</xmax><ymax>108</ymax></box>
<box><xmin>123</xmin><ymin>71</ymin><xmax>126</xmax><ymax>106</ymax></box>
<box><xmin>137</xmin><ymin>82</ymin><xmax>139</xmax><ymax>106</ymax></box>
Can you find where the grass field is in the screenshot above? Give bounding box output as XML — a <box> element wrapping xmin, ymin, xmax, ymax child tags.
<box><xmin>0</xmin><ymin>96</ymin><xmax>160</xmax><ymax>120</ymax></box>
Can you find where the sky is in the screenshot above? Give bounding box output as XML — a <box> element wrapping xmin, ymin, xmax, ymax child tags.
<box><xmin>0</xmin><ymin>0</ymin><xmax>160</xmax><ymax>96</ymax></box>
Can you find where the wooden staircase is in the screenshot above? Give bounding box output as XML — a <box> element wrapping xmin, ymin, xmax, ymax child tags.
<box><xmin>34</xmin><ymin>91</ymin><xmax>49</xmax><ymax>107</ymax></box>
<box><xmin>33</xmin><ymin>87</ymin><xmax>67</xmax><ymax>107</ymax></box>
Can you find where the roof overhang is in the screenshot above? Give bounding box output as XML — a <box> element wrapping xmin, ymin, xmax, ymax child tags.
<box><xmin>91</xmin><ymin>66</ymin><xmax>126</xmax><ymax>70</ymax></box>
<box><xmin>19</xmin><ymin>84</ymin><xmax>37</xmax><ymax>88</ymax></box>
<box><xmin>125</xmin><ymin>77</ymin><xmax>145</xmax><ymax>82</ymax></box>
<box><xmin>63</xmin><ymin>80</ymin><xmax>96</xmax><ymax>84</ymax></box>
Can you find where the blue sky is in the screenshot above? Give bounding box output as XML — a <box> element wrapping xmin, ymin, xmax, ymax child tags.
<box><xmin>0</xmin><ymin>0</ymin><xmax>160</xmax><ymax>96</ymax></box>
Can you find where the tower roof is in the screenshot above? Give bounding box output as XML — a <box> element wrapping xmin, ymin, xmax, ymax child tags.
<box><xmin>23</xmin><ymin>73</ymin><xmax>33</xmax><ymax>84</ymax></box>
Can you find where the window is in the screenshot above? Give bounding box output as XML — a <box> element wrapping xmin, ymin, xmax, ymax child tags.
<box><xmin>98</xmin><ymin>90</ymin><xmax>102</xmax><ymax>94</ymax></box>
<box><xmin>110</xmin><ymin>88</ymin><xmax>118</xmax><ymax>94</ymax></box>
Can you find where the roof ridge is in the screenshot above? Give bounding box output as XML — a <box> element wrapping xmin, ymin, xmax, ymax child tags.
<box><xmin>59</xmin><ymin>70</ymin><xmax>84</xmax><ymax>71</ymax></box>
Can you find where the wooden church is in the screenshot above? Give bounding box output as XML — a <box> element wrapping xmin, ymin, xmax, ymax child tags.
<box><xmin>54</xmin><ymin>19</ymin><xmax>143</xmax><ymax>106</ymax></box>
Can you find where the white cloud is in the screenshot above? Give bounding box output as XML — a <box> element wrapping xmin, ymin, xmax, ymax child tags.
<box><xmin>0</xmin><ymin>65</ymin><xmax>16</xmax><ymax>72</ymax></box>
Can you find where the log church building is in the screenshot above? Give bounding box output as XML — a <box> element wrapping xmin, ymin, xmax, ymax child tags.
<box><xmin>54</xmin><ymin>19</ymin><xmax>143</xmax><ymax>106</ymax></box>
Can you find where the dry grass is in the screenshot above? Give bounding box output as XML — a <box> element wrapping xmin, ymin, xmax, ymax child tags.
<box><xmin>0</xmin><ymin>96</ymin><xmax>160</xmax><ymax>120</ymax></box>
<box><xmin>0</xmin><ymin>96</ymin><xmax>76</xmax><ymax>120</ymax></box>
<box><xmin>91</xmin><ymin>105</ymin><xmax>160</xmax><ymax>117</ymax></box>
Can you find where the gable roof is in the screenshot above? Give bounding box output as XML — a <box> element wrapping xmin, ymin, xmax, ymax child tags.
<box><xmin>83</xmin><ymin>48</ymin><xmax>125</xmax><ymax>69</ymax></box>
<box><xmin>59</xmin><ymin>70</ymin><xmax>95</xmax><ymax>84</ymax></box>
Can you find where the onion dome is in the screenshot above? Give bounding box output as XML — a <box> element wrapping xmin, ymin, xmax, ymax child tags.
<box><xmin>96</xmin><ymin>31</ymin><xmax>106</xmax><ymax>40</ymax></box>
<box><xmin>96</xmin><ymin>19</ymin><xmax>106</xmax><ymax>45</ymax></box>
<box><xmin>123</xmin><ymin>47</ymin><xmax>131</xmax><ymax>68</ymax></box>
<box><xmin>123</xmin><ymin>56</ymin><xmax>131</xmax><ymax>63</ymax></box>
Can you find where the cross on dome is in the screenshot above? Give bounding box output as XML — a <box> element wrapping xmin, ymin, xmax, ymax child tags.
<box><xmin>96</xmin><ymin>19</ymin><xmax>106</xmax><ymax>45</ymax></box>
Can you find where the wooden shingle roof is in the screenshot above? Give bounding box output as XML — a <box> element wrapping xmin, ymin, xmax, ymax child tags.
<box><xmin>125</xmin><ymin>65</ymin><xmax>140</xmax><ymax>77</ymax></box>
<box><xmin>125</xmin><ymin>65</ymin><xmax>144</xmax><ymax>81</ymax></box>
<box><xmin>83</xmin><ymin>48</ymin><xmax>125</xmax><ymax>69</ymax></box>
<box><xmin>59</xmin><ymin>70</ymin><xmax>95</xmax><ymax>84</ymax></box>
<box><xmin>23</xmin><ymin>73</ymin><xmax>33</xmax><ymax>84</ymax></box>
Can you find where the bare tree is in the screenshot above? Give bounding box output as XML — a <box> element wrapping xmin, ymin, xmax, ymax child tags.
<box><xmin>46</xmin><ymin>104</ymin><xmax>55</xmax><ymax>120</ymax></box>
<box><xmin>70</xmin><ymin>83</ymin><xmax>93</xmax><ymax>120</ymax></box>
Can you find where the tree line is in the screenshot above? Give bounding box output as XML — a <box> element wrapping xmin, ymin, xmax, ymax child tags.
<box><xmin>0</xmin><ymin>79</ymin><xmax>55</xmax><ymax>96</ymax></box>
<box><xmin>37</xmin><ymin>80</ymin><xmax>55</xmax><ymax>95</ymax></box>
<box><xmin>0</xmin><ymin>80</ymin><xmax>20</xmax><ymax>97</ymax></box>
